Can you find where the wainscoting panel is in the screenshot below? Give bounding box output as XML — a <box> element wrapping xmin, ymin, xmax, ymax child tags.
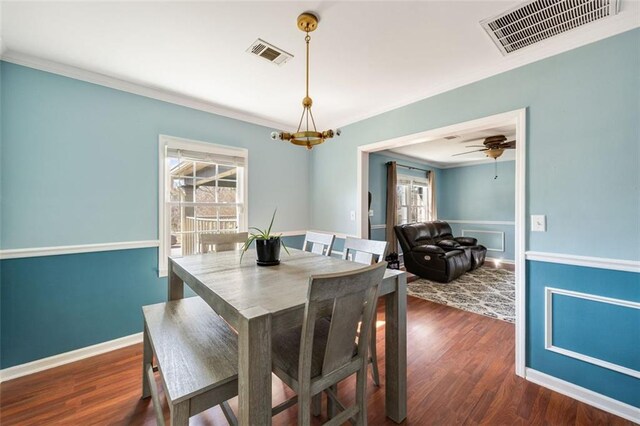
<box><xmin>527</xmin><ymin>260</ymin><xmax>640</xmax><ymax>408</ymax></box>
<box><xmin>545</xmin><ymin>287</ymin><xmax>640</xmax><ymax>378</ymax></box>
<box><xmin>462</xmin><ymin>229</ymin><xmax>505</xmax><ymax>252</ymax></box>
<box><xmin>448</xmin><ymin>221</ymin><xmax>515</xmax><ymax>261</ymax></box>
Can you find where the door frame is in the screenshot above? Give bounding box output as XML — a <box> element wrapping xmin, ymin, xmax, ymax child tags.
<box><xmin>356</xmin><ymin>108</ymin><xmax>527</xmax><ymax>377</ymax></box>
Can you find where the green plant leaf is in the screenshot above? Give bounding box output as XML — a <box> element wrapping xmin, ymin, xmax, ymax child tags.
<box><xmin>266</xmin><ymin>208</ymin><xmax>277</xmax><ymax>238</ymax></box>
<box><xmin>281</xmin><ymin>238</ymin><xmax>290</xmax><ymax>256</ymax></box>
<box><xmin>240</xmin><ymin>234</ymin><xmax>257</xmax><ymax>262</ymax></box>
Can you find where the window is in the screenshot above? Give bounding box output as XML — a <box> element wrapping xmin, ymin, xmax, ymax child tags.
<box><xmin>396</xmin><ymin>175</ymin><xmax>431</xmax><ymax>225</ymax></box>
<box><xmin>159</xmin><ymin>136</ymin><xmax>247</xmax><ymax>276</ymax></box>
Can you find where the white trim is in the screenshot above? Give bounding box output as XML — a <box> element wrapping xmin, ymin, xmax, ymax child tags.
<box><xmin>486</xmin><ymin>257</ymin><xmax>515</xmax><ymax>265</ymax></box>
<box><xmin>444</xmin><ymin>219</ymin><xmax>515</xmax><ymax>226</ymax></box>
<box><xmin>307</xmin><ymin>230</ymin><xmax>357</xmax><ymax>240</ymax></box>
<box><xmin>544</xmin><ymin>287</ymin><xmax>640</xmax><ymax>379</ymax></box>
<box><xmin>526</xmin><ymin>251</ymin><xmax>640</xmax><ymax>273</ymax></box>
<box><xmin>0</xmin><ymin>333</ymin><xmax>143</xmax><ymax>383</ymax></box>
<box><xmin>1</xmin><ymin>51</ymin><xmax>290</xmax><ymax>131</ymax></box>
<box><xmin>276</xmin><ymin>230</ymin><xmax>306</xmax><ymax>237</ymax></box>
<box><xmin>371</xmin><ymin>224</ymin><xmax>386</xmax><ymax>230</ymax></box>
<box><xmin>357</xmin><ymin>108</ymin><xmax>528</xmax><ymax>377</ymax></box>
<box><xmin>462</xmin><ymin>229</ymin><xmax>505</xmax><ymax>252</ymax></box>
<box><xmin>0</xmin><ymin>240</ymin><xmax>159</xmax><ymax>260</ymax></box>
<box><xmin>525</xmin><ymin>368</ymin><xmax>640</xmax><ymax>424</ymax></box>
<box><xmin>158</xmin><ymin>135</ymin><xmax>249</xmax><ymax>277</ymax></box>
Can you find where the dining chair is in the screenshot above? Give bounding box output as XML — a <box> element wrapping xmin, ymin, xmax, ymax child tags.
<box><xmin>200</xmin><ymin>232</ymin><xmax>248</xmax><ymax>254</ymax></box>
<box><xmin>342</xmin><ymin>236</ymin><xmax>389</xmax><ymax>386</ymax></box>
<box><xmin>271</xmin><ymin>261</ymin><xmax>387</xmax><ymax>426</ymax></box>
<box><xmin>302</xmin><ymin>231</ymin><xmax>336</xmax><ymax>257</ymax></box>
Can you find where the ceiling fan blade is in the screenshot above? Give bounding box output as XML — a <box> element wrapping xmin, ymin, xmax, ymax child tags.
<box><xmin>452</xmin><ymin>148</ymin><xmax>488</xmax><ymax>157</ymax></box>
<box><xmin>465</xmin><ymin>145</ymin><xmax>486</xmax><ymax>148</ymax></box>
<box><xmin>503</xmin><ymin>140</ymin><xmax>516</xmax><ymax>148</ymax></box>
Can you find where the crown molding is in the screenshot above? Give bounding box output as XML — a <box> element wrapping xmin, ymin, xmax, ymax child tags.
<box><xmin>1</xmin><ymin>16</ymin><xmax>637</xmax><ymax>134</ymax></box>
<box><xmin>334</xmin><ymin>16</ymin><xmax>640</xmax><ymax>129</ymax></box>
<box><xmin>0</xmin><ymin>50</ymin><xmax>290</xmax><ymax>131</ymax></box>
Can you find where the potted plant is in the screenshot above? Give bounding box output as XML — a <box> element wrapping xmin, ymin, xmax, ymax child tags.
<box><xmin>241</xmin><ymin>209</ymin><xmax>290</xmax><ymax>266</ymax></box>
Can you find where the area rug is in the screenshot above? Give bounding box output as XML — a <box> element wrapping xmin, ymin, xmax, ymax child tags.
<box><xmin>408</xmin><ymin>266</ymin><xmax>515</xmax><ymax>323</ymax></box>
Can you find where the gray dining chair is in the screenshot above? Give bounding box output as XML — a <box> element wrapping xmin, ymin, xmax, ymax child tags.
<box><xmin>342</xmin><ymin>236</ymin><xmax>388</xmax><ymax>386</ymax></box>
<box><xmin>271</xmin><ymin>261</ymin><xmax>387</xmax><ymax>426</ymax></box>
<box><xmin>200</xmin><ymin>232</ymin><xmax>248</xmax><ymax>253</ymax></box>
<box><xmin>302</xmin><ymin>231</ymin><xmax>336</xmax><ymax>257</ymax></box>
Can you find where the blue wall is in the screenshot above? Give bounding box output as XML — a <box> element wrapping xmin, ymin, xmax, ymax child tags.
<box><xmin>440</xmin><ymin>161</ymin><xmax>515</xmax><ymax>261</ymax></box>
<box><xmin>367</xmin><ymin>152</ymin><xmax>442</xmax><ymax>241</ymax></box>
<box><xmin>439</xmin><ymin>161</ymin><xmax>515</xmax><ymax>221</ymax></box>
<box><xmin>0</xmin><ymin>62</ymin><xmax>310</xmax><ymax>249</ymax></box>
<box><xmin>310</xmin><ymin>30</ymin><xmax>640</xmax><ymax>261</ymax></box>
<box><xmin>0</xmin><ymin>61</ymin><xmax>312</xmax><ymax>368</ymax></box>
<box><xmin>310</xmin><ymin>29</ymin><xmax>640</xmax><ymax>406</ymax></box>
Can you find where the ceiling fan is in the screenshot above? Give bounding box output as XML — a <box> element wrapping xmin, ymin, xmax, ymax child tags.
<box><xmin>452</xmin><ymin>135</ymin><xmax>516</xmax><ymax>159</ymax></box>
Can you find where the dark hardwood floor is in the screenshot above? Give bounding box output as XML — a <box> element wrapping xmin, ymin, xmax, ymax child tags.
<box><xmin>0</xmin><ymin>297</ymin><xmax>632</xmax><ymax>425</ymax></box>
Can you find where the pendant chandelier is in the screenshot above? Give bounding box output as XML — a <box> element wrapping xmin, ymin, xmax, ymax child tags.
<box><xmin>270</xmin><ymin>13</ymin><xmax>340</xmax><ymax>150</ymax></box>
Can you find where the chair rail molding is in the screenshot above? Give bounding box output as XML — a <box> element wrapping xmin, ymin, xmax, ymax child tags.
<box><xmin>442</xmin><ymin>219</ymin><xmax>515</xmax><ymax>225</ymax></box>
<box><xmin>0</xmin><ymin>240</ymin><xmax>160</xmax><ymax>260</ymax></box>
<box><xmin>526</xmin><ymin>251</ymin><xmax>640</xmax><ymax>273</ymax></box>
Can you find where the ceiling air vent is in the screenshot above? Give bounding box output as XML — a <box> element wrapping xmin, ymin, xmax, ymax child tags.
<box><xmin>246</xmin><ymin>39</ymin><xmax>293</xmax><ymax>66</ymax></box>
<box><xmin>481</xmin><ymin>0</ymin><xmax>619</xmax><ymax>55</ymax></box>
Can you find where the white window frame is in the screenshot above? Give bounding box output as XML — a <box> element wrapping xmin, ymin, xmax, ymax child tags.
<box><xmin>396</xmin><ymin>173</ymin><xmax>431</xmax><ymax>225</ymax></box>
<box><xmin>158</xmin><ymin>135</ymin><xmax>248</xmax><ymax>276</ymax></box>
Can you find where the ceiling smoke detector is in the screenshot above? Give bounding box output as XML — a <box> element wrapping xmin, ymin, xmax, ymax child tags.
<box><xmin>246</xmin><ymin>38</ymin><xmax>293</xmax><ymax>65</ymax></box>
<box><xmin>481</xmin><ymin>0</ymin><xmax>620</xmax><ymax>55</ymax></box>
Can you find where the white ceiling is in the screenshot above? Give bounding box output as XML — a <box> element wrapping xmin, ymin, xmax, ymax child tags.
<box><xmin>386</xmin><ymin>124</ymin><xmax>517</xmax><ymax>168</ymax></box>
<box><xmin>1</xmin><ymin>1</ymin><xmax>638</xmax><ymax>130</ymax></box>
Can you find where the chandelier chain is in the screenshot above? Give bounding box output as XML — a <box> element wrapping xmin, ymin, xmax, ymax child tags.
<box><xmin>305</xmin><ymin>34</ymin><xmax>310</xmax><ymax>99</ymax></box>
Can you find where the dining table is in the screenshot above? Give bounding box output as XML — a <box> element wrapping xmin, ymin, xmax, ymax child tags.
<box><xmin>168</xmin><ymin>248</ymin><xmax>407</xmax><ymax>425</ymax></box>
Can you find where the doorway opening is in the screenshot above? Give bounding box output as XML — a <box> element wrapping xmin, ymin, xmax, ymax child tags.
<box><xmin>356</xmin><ymin>109</ymin><xmax>527</xmax><ymax>377</ymax></box>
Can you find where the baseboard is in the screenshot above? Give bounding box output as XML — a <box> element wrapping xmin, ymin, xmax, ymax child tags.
<box><xmin>525</xmin><ymin>368</ymin><xmax>640</xmax><ymax>423</ymax></box>
<box><xmin>0</xmin><ymin>332</ymin><xmax>143</xmax><ymax>383</ymax></box>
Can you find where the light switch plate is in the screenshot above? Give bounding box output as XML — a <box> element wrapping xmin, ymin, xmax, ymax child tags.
<box><xmin>531</xmin><ymin>215</ymin><xmax>546</xmax><ymax>232</ymax></box>
<box><xmin>368</xmin><ymin>209</ymin><xmax>374</xmax><ymax>217</ymax></box>
<box><xmin>350</xmin><ymin>210</ymin><xmax>356</xmax><ymax>221</ymax></box>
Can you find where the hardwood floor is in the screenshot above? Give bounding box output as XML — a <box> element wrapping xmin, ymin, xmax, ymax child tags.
<box><xmin>0</xmin><ymin>297</ymin><xmax>632</xmax><ymax>425</ymax></box>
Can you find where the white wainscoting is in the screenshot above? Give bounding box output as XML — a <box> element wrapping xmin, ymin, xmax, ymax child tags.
<box><xmin>544</xmin><ymin>287</ymin><xmax>640</xmax><ymax>379</ymax></box>
<box><xmin>461</xmin><ymin>229</ymin><xmax>505</xmax><ymax>252</ymax></box>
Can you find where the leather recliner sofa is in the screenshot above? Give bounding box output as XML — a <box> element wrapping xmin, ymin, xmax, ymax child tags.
<box><xmin>394</xmin><ymin>221</ymin><xmax>487</xmax><ymax>283</ymax></box>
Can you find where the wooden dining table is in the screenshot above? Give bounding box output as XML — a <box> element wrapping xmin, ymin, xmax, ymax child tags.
<box><xmin>168</xmin><ymin>248</ymin><xmax>407</xmax><ymax>425</ymax></box>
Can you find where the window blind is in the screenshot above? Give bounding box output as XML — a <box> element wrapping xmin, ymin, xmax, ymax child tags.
<box><xmin>167</xmin><ymin>148</ymin><xmax>245</xmax><ymax>167</ymax></box>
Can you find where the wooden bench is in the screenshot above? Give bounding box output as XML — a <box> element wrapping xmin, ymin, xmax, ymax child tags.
<box><xmin>142</xmin><ymin>297</ymin><xmax>238</xmax><ymax>426</ymax></box>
